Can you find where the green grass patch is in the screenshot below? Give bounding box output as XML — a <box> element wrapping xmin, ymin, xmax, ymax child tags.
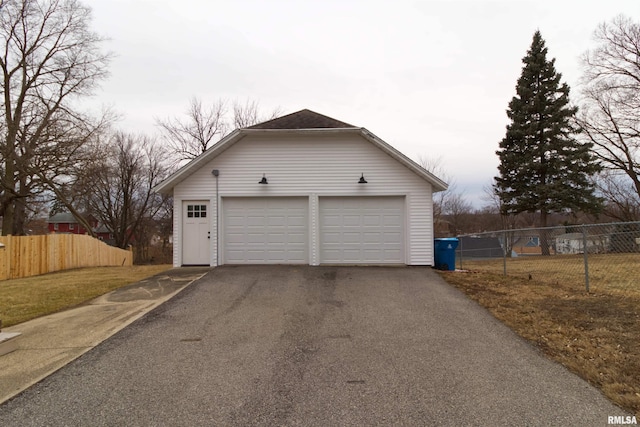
<box><xmin>0</xmin><ymin>265</ymin><xmax>171</xmax><ymax>327</ymax></box>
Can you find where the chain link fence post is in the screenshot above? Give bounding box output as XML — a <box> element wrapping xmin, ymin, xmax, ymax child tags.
<box><xmin>503</xmin><ymin>229</ymin><xmax>507</xmax><ymax>276</ymax></box>
<box><xmin>582</xmin><ymin>226</ymin><xmax>590</xmax><ymax>293</ymax></box>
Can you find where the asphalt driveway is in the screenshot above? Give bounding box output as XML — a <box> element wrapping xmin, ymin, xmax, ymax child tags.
<box><xmin>0</xmin><ymin>266</ymin><xmax>624</xmax><ymax>425</ymax></box>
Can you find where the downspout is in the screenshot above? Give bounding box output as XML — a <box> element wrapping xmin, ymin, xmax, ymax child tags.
<box><xmin>212</xmin><ymin>169</ymin><xmax>219</xmax><ymax>266</ymax></box>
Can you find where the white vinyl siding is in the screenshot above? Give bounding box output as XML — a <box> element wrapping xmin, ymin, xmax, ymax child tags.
<box><xmin>173</xmin><ymin>133</ymin><xmax>434</xmax><ymax>266</ymax></box>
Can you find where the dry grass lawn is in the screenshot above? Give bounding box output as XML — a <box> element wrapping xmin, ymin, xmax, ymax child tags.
<box><xmin>0</xmin><ymin>265</ymin><xmax>171</xmax><ymax>327</ymax></box>
<box><xmin>458</xmin><ymin>253</ymin><xmax>640</xmax><ymax>294</ymax></box>
<box><xmin>438</xmin><ymin>257</ymin><xmax>640</xmax><ymax>416</ymax></box>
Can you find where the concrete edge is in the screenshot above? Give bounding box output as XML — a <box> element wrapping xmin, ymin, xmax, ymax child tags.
<box><xmin>0</xmin><ymin>271</ymin><xmax>208</xmax><ymax>405</ymax></box>
<box><xmin>0</xmin><ymin>333</ymin><xmax>21</xmax><ymax>357</ymax></box>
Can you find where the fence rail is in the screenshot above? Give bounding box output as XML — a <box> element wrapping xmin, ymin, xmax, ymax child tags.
<box><xmin>0</xmin><ymin>234</ymin><xmax>133</xmax><ymax>280</ymax></box>
<box><xmin>456</xmin><ymin>221</ymin><xmax>640</xmax><ymax>293</ymax></box>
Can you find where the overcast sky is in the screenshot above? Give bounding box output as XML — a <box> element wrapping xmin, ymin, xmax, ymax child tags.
<box><xmin>88</xmin><ymin>0</ymin><xmax>639</xmax><ymax>207</ymax></box>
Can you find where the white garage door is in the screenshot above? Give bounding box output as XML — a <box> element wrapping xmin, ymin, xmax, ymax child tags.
<box><xmin>223</xmin><ymin>197</ymin><xmax>308</xmax><ymax>264</ymax></box>
<box><xmin>320</xmin><ymin>197</ymin><xmax>405</xmax><ymax>264</ymax></box>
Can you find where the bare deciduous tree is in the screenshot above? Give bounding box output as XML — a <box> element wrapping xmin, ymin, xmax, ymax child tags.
<box><xmin>483</xmin><ymin>182</ymin><xmax>520</xmax><ymax>230</ymax></box>
<box><xmin>34</xmin><ymin>112</ymin><xmax>114</xmax><ymax>236</ymax></box>
<box><xmin>442</xmin><ymin>192</ymin><xmax>473</xmax><ymax>236</ymax></box>
<box><xmin>79</xmin><ymin>132</ymin><xmax>169</xmax><ymax>251</ymax></box>
<box><xmin>232</xmin><ymin>99</ymin><xmax>281</xmax><ymax>129</ymax></box>
<box><xmin>417</xmin><ymin>155</ymin><xmax>450</xmax><ymax>227</ymax></box>
<box><xmin>156</xmin><ymin>97</ymin><xmax>282</xmax><ymax>163</ymax></box>
<box><xmin>155</xmin><ymin>98</ymin><xmax>228</xmax><ymax>162</ymax></box>
<box><xmin>0</xmin><ymin>0</ymin><xmax>111</xmax><ymax>235</ymax></box>
<box><xmin>579</xmin><ymin>15</ymin><xmax>640</xmax><ymax>202</ymax></box>
<box><xmin>596</xmin><ymin>170</ymin><xmax>640</xmax><ymax>221</ymax></box>
<box><xmin>417</xmin><ymin>154</ymin><xmax>473</xmax><ymax>236</ymax></box>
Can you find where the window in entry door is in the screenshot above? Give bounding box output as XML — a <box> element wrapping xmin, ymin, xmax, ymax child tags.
<box><xmin>187</xmin><ymin>204</ymin><xmax>207</xmax><ymax>218</ymax></box>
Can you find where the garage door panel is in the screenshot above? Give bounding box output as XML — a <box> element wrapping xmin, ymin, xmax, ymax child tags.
<box><xmin>342</xmin><ymin>232</ymin><xmax>362</xmax><ymax>244</ymax></box>
<box><xmin>342</xmin><ymin>249</ymin><xmax>361</xmax><ymax>260</ymax></box>
<box><xmin>383</xmin><ymin>215</ymin><xmax>402</xmax><ymax>225</ymax></box>
<box><xmin>287</xmin><ymin>233</ymin><xmax>306</xmax><ymax>244</ymax></box>
<box><xmin>343</xmin><ymin>215</ymin><xmax>362</xmax><ymax>226</ymax></box>
<box><xmin>320</xmin><ymin>197</ymin><xmax>404</xmax><ymax>264</ymax></box>
<box><xmin>362</xmin><ymin>232</ymin><xmax>384</xmax><ymax>243</ymax></box>
<box><xmin>362</xmin><ymin>215</ymin><xmax>382</xmax><ymax>226</ymax></box>
<box><xmin>285</xmin><ymin>216</ymin><xmax>306</xmax><ymax>227</ymax></box>
<box><xmin>245</xmin><ymin>250</ymin><xmax>266</xmax><ymax>262</ymax></box>
<box><xmin>246</xmin><ymin>233</ymin><xmax>267</xmax><ymax>244</ymax></box>
<box><xmin>225</xmin><ymin>216</ymin><xmax>246</xmax><ymax>227</ymax></box>
<box><xmin>223</xmin><ymin>197</ymin><xmax>308</xmax><ymax>264</ymax></box>
<box><xmin>226</xmin><ymin>233</ymin><xmax>248</xmax><ymax>244</ymax></box>
<box><xmin>323</xmin><ymin>216</ymin><xmax>341</xmax><ymax>227</ymax></box>
<box><xmin>323</xmin><ymin>232</ymin><xmax>341</xmax><ymax>244</ymax></box>
<box><xmin>267</xmin><ymin>216</ymin><xmax>286</xmax><ymax>226</ymax></box>
<box><xmin>363</xmin><ymin>249</ymin><xmax>383</xmax><ymax>259</ymax></box>
<box><xmin>267</xmin><ymin>233</ymin><xmax>287</xmax><ymax>244</ymax></box>
<box><xmin>246</xmin><ymin>216</ymin><xmax>265</xmax><ymax>227</ymax></box>
<box><xmin>384</xmin><ymin>249</ymin><xmax>402</xmax><ymax>258</ymax></box>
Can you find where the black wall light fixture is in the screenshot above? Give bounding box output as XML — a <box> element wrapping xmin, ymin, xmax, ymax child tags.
<box><xmin>259</xmin><ymin>174</ymin><xmax>268</xmax><ymax>184</ymax></box>
<box><xmin>358</xmin><ymin>173</ymin><xmax>368</xmax><ymax>184</ymax></box>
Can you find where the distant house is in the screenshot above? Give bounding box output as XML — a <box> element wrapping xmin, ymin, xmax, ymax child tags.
<box><xmin>522</xmin><ymin>236</ymin><xmax>539</xmax><ymax>247</ymax></box>
<box><xmin>47</xmin><ymin>212</ymin><xmax>95</xmax><ymax>235</ymax></box>
<box><xmin>47</xmin><ymin>212</ymin><xmax>116</xmax><ymax>245</ymax></box>
<box><xmin>513</xmin><ymin>234</ymin><xmax>543</xmax><ymax>255</ymax></box>
<box><xmin>94</xmin><ymin>223</ymin><xmax>115</xmax><ymax>244</ymax></box>
<box><xmin>555</xmin><ymin>233</ymin><xmax>608</xmax><ymax>255</ymax></box>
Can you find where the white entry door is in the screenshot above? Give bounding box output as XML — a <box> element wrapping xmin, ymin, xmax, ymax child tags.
<box><xmin>223</xmin><ymin>197</ymin><xmax>308</xmax><ymax>264</ymax></box>
<box><xmin>182</xmin><ymin>201</ymin><xmax>210</xmax><ymax>265</ymax></box>
<box><xmin>319</xmin><ymin>196</ymin><xmax>404</xmax><ymax>264</ymax></box>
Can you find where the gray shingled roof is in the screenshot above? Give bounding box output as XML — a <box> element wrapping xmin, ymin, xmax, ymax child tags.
<box><xmin>247</xmin><ymin>109</ymin><xmax>356</xmax><ymax>129</ymax></box>
<box><xmin>47</xmin><ymin>212</ymin><xmax>78</xmax><ymax>223</ymax></box>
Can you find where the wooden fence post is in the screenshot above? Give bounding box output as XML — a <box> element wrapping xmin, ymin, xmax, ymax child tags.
<box><xmin>0</xmin><ymin>237</ymin><xmax>8</xmax><ymax>281</ymax></box>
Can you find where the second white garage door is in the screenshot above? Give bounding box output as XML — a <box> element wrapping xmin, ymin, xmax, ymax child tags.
<box><xmin>319</xmin><ymin>196</ymin><xmax>405</xmax><ymax>264</ymax></box>
<box><xmin>223</xmin><ymin>197</ymin><xmax>308</xmax><ymax>264</ymax></box>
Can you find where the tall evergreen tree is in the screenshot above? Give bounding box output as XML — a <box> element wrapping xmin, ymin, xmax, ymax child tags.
<box><xmin>494</xmin><ymin>31</ymin><xmax>602</xmax><ymax>254</ymax></box>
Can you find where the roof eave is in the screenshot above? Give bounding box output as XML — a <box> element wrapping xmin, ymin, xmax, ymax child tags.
<box><xmin>357</xmin><ymin>128</ymin><xmax>449</xmax><ymax>192</ymax></box>
<box><xmin>153</xmin><ymin>129</ymin><xmax>244</xmax><ymax>194</ymax></box>
<box><xmin>240</xmin><ymin>127</ymin><xmax>362</xmax><ymax>135</ymax></box>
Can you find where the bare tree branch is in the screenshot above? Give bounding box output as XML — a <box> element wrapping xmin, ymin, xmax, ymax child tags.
<box><xmin>156</xmin><ymin>97</ymin><xmax>282</xmax><ymax>163</ymax></box>
<box><xmin>0</xmin><ymin>0</ymin><xmax>111</xmax><ymax>235</ymax></box>
<box><xmin>155</xmin><ymin>97</ymin><xmax>227</xmax><ymax>162</ymax></box>
<box><xmin>75</xmin><ymin>131</ymin><xmax>170</xmax><ymax>250</ymax></box>
<box><xmin>233</xmin><ymin>99</ymin><xmax>281</xmax><ymax>129</ymax></box>
<box><xmin>578</xmin><ymin>15</ymin><xmax>640</xmax><ymax>212</ymax></box>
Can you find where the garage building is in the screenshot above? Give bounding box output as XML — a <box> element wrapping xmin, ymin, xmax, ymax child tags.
<box><xmin>154</xmin><ymin>109</ymin><xmax>447</xmax><ymax>267</ymax></box>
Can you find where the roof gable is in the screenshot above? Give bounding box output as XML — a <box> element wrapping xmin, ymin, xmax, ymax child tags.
<box><xmin>154</xmin><ymin>111</ymin><xmax>448</xmax><ymax>194</ymax></box>
<box><xmin>247</xmin><ymin>109</ymin><xmax>355</xmax><ymax>129</ymax></box>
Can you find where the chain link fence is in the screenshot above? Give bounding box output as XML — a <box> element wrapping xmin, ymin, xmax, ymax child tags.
<box><xmin>456</xmin><ymin>221</ymin><xmax>640</xmax><ymax>294</ymax></box>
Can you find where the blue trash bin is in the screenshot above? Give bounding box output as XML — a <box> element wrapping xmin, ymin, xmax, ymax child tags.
<box><xmin>434</xmin><ymin>238</ymin><xmax>459</xmax><ymax>271</ymax></box>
